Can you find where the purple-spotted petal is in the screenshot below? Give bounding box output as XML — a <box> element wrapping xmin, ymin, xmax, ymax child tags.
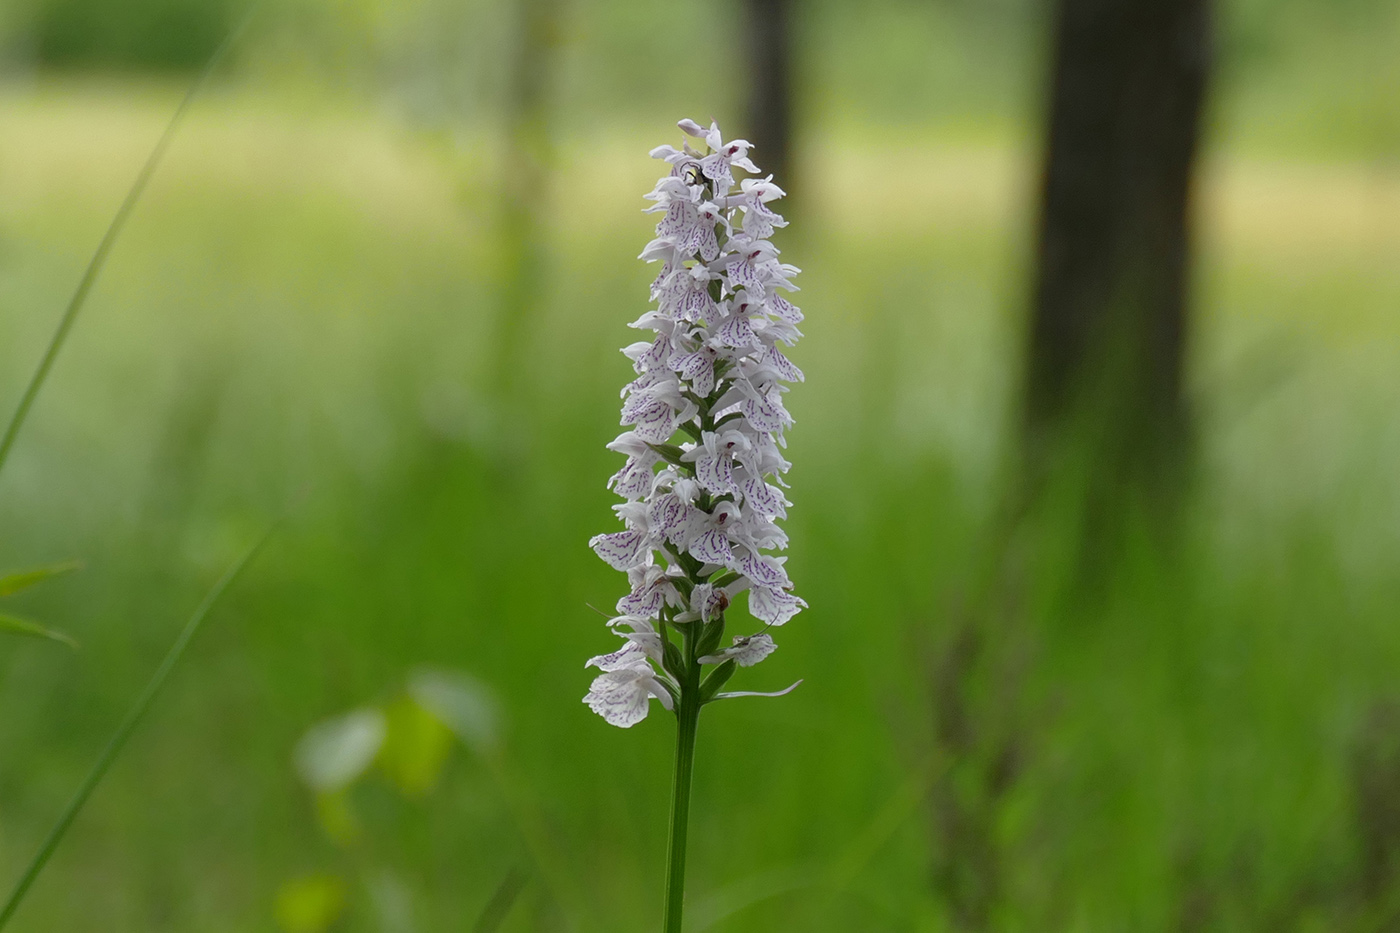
<box><xmin>716</xmin><ymin>314</ymin><xmax>760</xmax><ymax>349</ymax></box>
<box><xmin>690</xmin><ymin>529</ymin><xmax>734</xmax><ymax>565</ymax></box>
<box><xmin>589</xmin><ymin>531</ymin><xmax>648</xmax><ymax>571</ymax></box>
<box><xmin>763</xmin><ymin>346</ymin><xmax>804</xmax><ymax>383</ymax></box>
<box><xmin>741</xmin><ymin>394</ymin><xmax>786</xmax><ymax>433</ymax></box>
<box><xmin>695</xmin><ymin>452</ymin><xmax>734</xmax><ymax>493</ymax></box>
<box><xmin>583</xmin><ymin>668</ymin><xmax>654</xmax><ymax>727</ymax></box>
<box><xmin>740</xmin><ymin>476</ymin><xmax>787</xmax><ymax>518</ymax></box>
<box><xmin>609</xmin><ymin>458</ymin><xmax>656</xmax><ymax>500</ymax></box>
<box><xmin>691</xmin><ymin>582</ymin><xmax>730</xmax><ymax>623</ymax></box>
<box><xmin>729</xmin><ymin>633</ymin><xmax>777</xmax><ymax>667</ymax></box>
<box><xmin>748</xmin><ymin>586</ymin><xmax>805</xmax><ymax>625</ymax></box>
<box><xmin>768</xmin><ymin>294</ymin><xmax>803</xmax><ymax>323</ymax></box>
<box><xmin>740</xmin><ymin>552</ymin><xmax>789</xmax><ymax>589</ymax></box>
<box><xmin>698</xmin><ymin>633</ymin><xmax>778</xmax><ymax>668</ymax></box>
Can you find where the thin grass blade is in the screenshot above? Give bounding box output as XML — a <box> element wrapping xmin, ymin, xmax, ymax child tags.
<box><xmin>0</xmin><ymin>613</ymin><xmax>78</xmax><ymax>649</ymax></box>
<box><xmin>472</xmin><ymin>866</ymin><xmax>528</xmax><ymax>933</ymax></box>
<box><xmin>0</xmin><ymin>523</ymin><xmax>276</xmax><ymax>929</ymax></box>
<box><xmin>0</xmin><ymin>561</ymin><xmax>81</xmax><ymax>598</ymax></box>
<box><xmin>0</xmin><ymin>11</ymin><xmax>255</xmax><ymax>480</ymax></box>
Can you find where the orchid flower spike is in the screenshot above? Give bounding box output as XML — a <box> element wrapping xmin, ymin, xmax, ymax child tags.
<box><xmin>585</xmin><ymin>118</ymin><xmax>806</xmax><ymax>728</ymax></box>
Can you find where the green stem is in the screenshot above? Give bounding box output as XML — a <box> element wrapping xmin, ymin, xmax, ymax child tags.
<box><xmin>0</xmin><ymin>525</ymin><xmax>275</xmax><ymax>930</ymax></box>
<box><xmin>662</xmin><ymin>663</ymin><xmax>701</xmax><ymax>933</ymax></box>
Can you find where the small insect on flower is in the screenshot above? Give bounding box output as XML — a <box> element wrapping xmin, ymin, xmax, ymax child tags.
<box><xmin>585</xmin><ymin>119</ymin><xmax>806</xmax><ymax>728</ymax></box>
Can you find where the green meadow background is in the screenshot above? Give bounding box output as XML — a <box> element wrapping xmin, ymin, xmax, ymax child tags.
<box><xmin>1</xmin><ymin>0</ymin><xmax>1399</xmax><ymax>929</ymax></box>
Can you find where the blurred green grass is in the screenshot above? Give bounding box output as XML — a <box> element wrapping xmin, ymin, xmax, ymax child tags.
<box><xmin>0</xmin><ymin>68</ymin><xmax>1398</xmax><ymax>932</ymax></box>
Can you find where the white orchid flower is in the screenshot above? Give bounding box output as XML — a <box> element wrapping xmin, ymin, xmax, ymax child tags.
<box><xmin>586</xmin><ymin>119</ymin><xmax>807</xmax><ymax>730</ymax></box>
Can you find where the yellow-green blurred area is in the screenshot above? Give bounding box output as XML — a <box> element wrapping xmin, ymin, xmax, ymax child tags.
<box><xmin>1</xmin><ymin>0</ymin><xmax>1399</xmax><ymax>930</ymax></box>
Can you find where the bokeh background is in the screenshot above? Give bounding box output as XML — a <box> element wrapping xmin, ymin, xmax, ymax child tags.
<box><xmin>1</xmin><ymin>0</ymin><xmax>1399</xmax><ymax>930</ymax></box>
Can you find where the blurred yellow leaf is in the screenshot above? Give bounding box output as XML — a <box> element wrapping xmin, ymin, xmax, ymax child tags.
<box><xmin>314</xmin><ymin>789</ymin><xmax>361</xmax><ymax>847</ymax></box>
<box><xmin>378</xmin><ymin>694</ymin><xmax>453</xmax><ymax>797</ymax></box>
<box><xmin>0</xmin><ymin>561</ymin><xmax>80</xmax><ymax>597</ymax></box>
<box><xmin>275</xmin><ymin>874</ymin><xmax>346</xmax><ymax>933</ymax></box>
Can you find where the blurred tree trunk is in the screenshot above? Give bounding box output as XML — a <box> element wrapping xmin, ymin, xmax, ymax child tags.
<box><xmin>1025</xmin><ymin>0</ymin><xmax>1213</xmax><ymax>526</ymax></box>
<box><xmin>492</xmin><ymin>0</ymin><xmax>562</xmax><ymax>405</ymax></box>
<box><xmin>743</xmin><ymin>0</ymin><xmax>794</xmax><ymax>191</ymax></box>
<box><xmin>929</xmin><ymin>3</ymin><xmax>1214</xmax><ymax>914</ymax></box>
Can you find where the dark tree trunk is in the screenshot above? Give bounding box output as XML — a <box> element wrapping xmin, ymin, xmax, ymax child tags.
<box><xmin>1026</xmin><ymin>0</ymin><xmax>1213</xmax><ymax>500</ymax></box>
<box><xmin>743</xmin><ymin>0</ymin><xmax>794</xmax><ymax>191</ymax></box>
<box><xmin>492</xmin><ymin>0</ymin><xmax>562</xmax><ymax>403</ymax></box>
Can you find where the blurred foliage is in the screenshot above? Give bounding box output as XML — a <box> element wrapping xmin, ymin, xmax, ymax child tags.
<box><xmin>9</xmin><ymin>0</ymin><xmax>237</xmax><ymax>70</ymax></box>
<box><xmin>0</xmin><ymin>0</ymin><xmax>1398</xmax><ymax>928</ymax></box>
<box><xmin>0</xmin><ymin>75</ymin><xmax>1397</xmax><ymax>927</ymax></box>
<box><xmin>281</xmin><ymin>671</ymin><xmax>517</xmax><ymax>932</ymax></box>
<box><xmin>0</xmin><ymin>0</ymin><xmax>1396</xmax><ymax>158</ymax></box>
<box><xmin>275</xmin><ymin>874</ymin><xmax>347</xmax><ymax>933</ymax></box>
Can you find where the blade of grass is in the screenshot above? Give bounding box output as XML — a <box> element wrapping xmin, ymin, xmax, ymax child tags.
<box><xmin>0</xmin><ymin>562</ymin><xmax>81</xmax><ymax>598</ymax></box>
<box><xmin>686</xmin><ymin>754</ymin><xmax>946</xmax><ymax>931</ymax></box>
<box><xmin>0</xmin><ymin>613</ymin><xmax>79</xmax><ymax>649</ymax></box>
<box><xmin>472</xmin><ymin>866</ymin><xmax>528</xmax><ymax>933</ymax></box>
<box><xmin>479</xmin><ymin>745</ymin><xmax>588</xmax><ymax>931</ymax></box>
<box><xmin>0</xmin><ymin>11</ymin><xmax>255</xmax><ymax>480</ymax></box>
<box><xmin>0</xmin><ymin>523</ymin><xmax>277</xmax><ymax>930</ymax></box>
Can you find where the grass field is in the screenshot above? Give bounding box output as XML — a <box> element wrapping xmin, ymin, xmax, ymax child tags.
<box><xmin>0</xmin><ymin>75</ymin><xmax>1398</xmax><ymax>931</ymax></box>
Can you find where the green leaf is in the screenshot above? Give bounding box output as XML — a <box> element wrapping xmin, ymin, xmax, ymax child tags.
<box><xmin>668</xmin><ymin>573</ymin><xmax>695</xmax><ymax>600</ymax></box>
<box><xmin>695</xmin><ymin>617</ymin><xmax>725</xmax><ymax>659</ymax></box>
<box><xmin>682</xmin><ymin>390</ymin><xmax>709</xmax><ymax>416</ymax></box>
<box><xmin>0</xmin><ymin>613</ymin><xmax>78</xmax><ymax>649</ymax></box>
<box><xmin>0</xmin><ymin>562</ymin><xmax>80</xmax><ymax>598</ymax></box>
<box><xmin>645</xmin><ymin>442</ymin><xmax>690</xmax><ymax>468</ymax></box>
<box><xmin>662</xmin><ymin>639</ymin><xmax>686</xmax><ymax>680</ymax></box>
<box><xmin>313</xmin><ymin>789</ymin><xmax>360</xmax><ymax>846</ymax></box>
<box><xmin>378</xmin><ymin>694</ymin><xmax>453</xmax><ymax>797</ymax></box>
<box><xmin>700</xmin><ymin>660</ymin><xmax>738</xmax><ymax>702</ymax></box>
<box><xmin>275</xmin><ymin>874</ymin><xmax>347</xmax><ymax>933</ymax></box>
<box><xmin>708</xmin><ymin>569</ymin><xmax>741</xmax><ymax>589</ymax></box>
<box><xmin>673</xmin><ymin>550</ymin><xmax>705</xmax><ymax>580</ymax></box>
<box><xmin>473</xmin><ymin>867</ymin><xmax>527</xmax><ymax>933</ymax></box>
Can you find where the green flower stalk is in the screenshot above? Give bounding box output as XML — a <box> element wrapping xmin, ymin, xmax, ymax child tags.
<box><xmin>585</xmin><ymin>119</ymin><xmax>805</xmax><ymax>932</ymax></box>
